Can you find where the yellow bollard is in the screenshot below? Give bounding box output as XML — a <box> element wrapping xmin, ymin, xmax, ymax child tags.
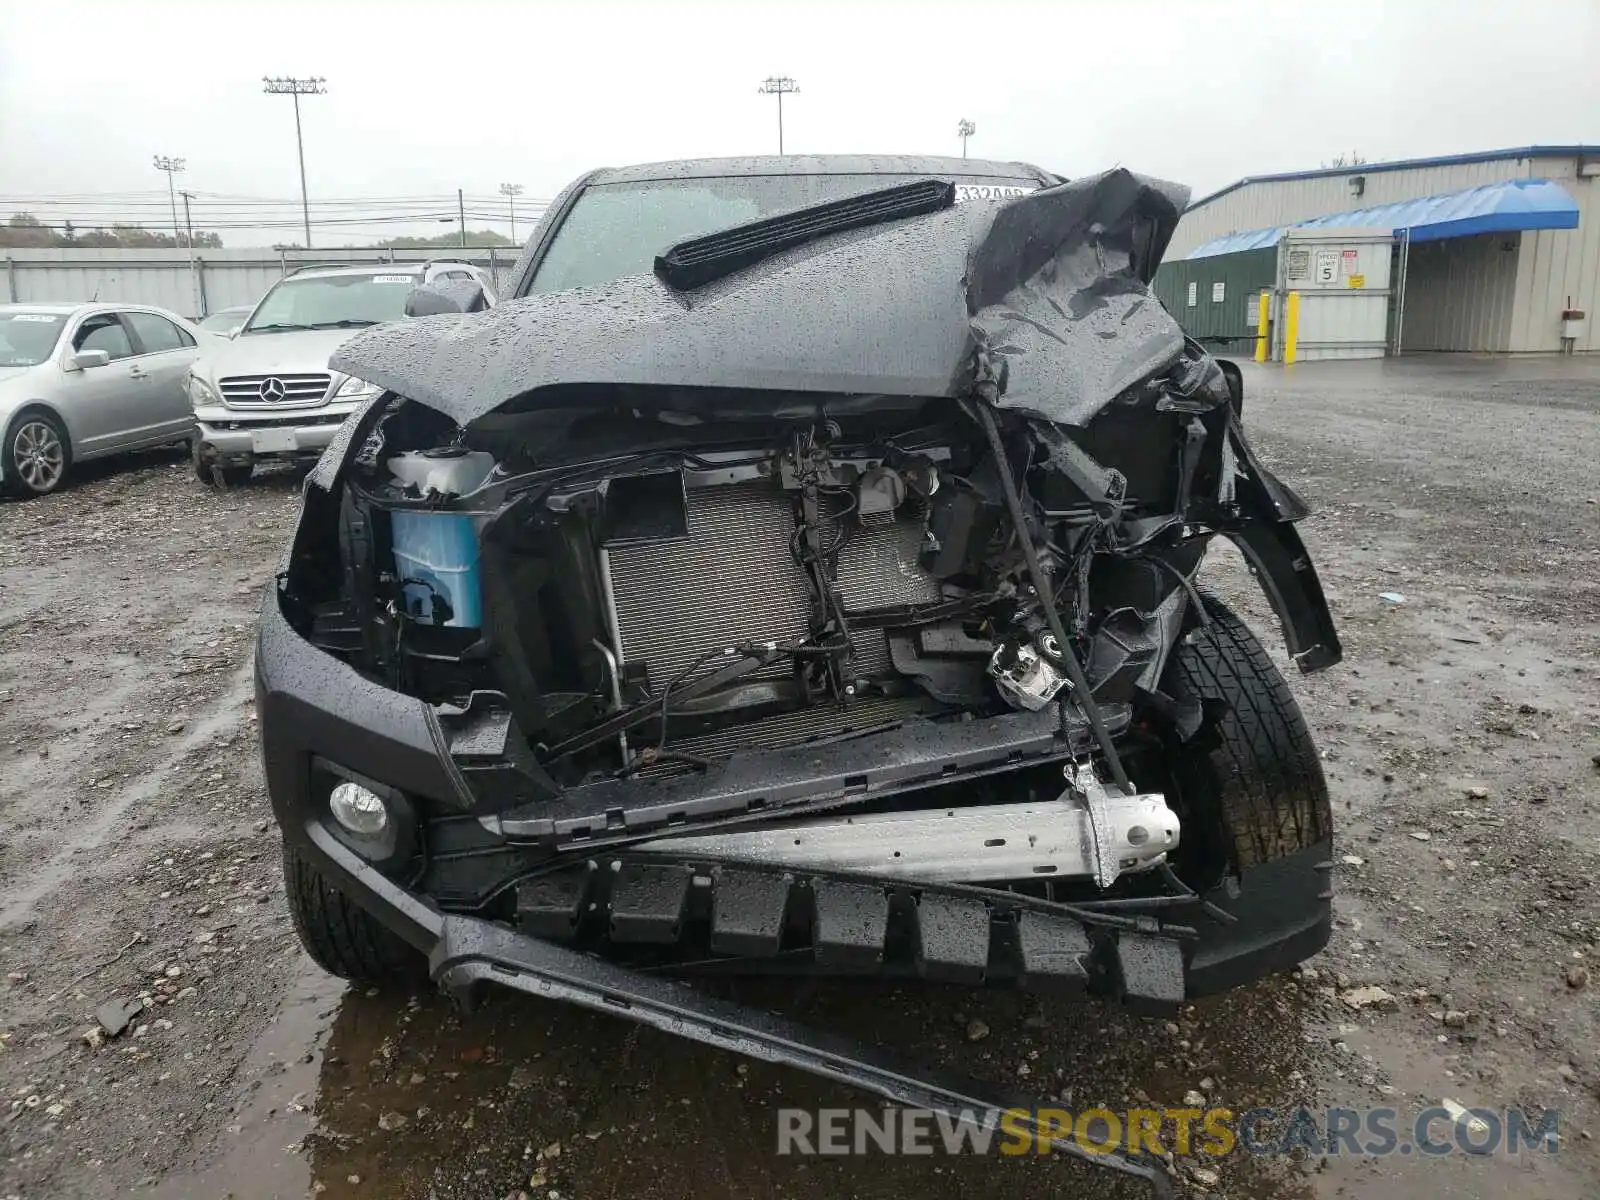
<box><xmin>1284</xmin><ymin>291</ymin><xmax>1301</xmax><ymax>365</ymax></box>
<box><xmin>1254</xmin><ymin>292</ymin><xmax>1270</xmax><ymax>363</ymax></box>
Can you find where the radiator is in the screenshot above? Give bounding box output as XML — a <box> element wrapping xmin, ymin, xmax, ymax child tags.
<box><xmin>603</xmin><ymin>480</ymin><xmax>939</xmax><ymax>691</ymax></box>
<box><xmin>835</xmin><ymin>505</ymin><xmax>942</xmax><ymax>611</ymax></box>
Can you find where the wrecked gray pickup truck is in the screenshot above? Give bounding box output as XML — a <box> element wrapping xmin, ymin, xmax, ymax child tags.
<box><xmin>257</xmin><ymin>155</ymin><xmax>1340</xmax><ymax>1193</ymax></box>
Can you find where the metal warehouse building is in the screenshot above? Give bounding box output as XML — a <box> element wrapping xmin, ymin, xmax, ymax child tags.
<box><xmin>1154</xmin><ymin>145</ymin><xmax>1597</xmax><ymax>359</ymax></box>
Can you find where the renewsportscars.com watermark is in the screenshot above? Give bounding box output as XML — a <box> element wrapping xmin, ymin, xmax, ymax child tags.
<box><xmin>776</xmin><ymin>1105</ymin><xmax>1562</xmax><ymax>1159</ymax></box>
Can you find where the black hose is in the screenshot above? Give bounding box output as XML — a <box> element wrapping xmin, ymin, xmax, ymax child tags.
<box><xmin>1138</xmin><ymin>553</ymin><xmax>1211</xmax><ymax>630</ymax></box>
<box><xmin>976</xmin><ymin>403</ymin><xmax>1135</xmax><ymax>795</ymax></box>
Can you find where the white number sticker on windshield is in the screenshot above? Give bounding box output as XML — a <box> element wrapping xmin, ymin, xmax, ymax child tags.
<box><xmin>10</xmin><ymin>313</ymin><xmax>60</xmax><ymax>322</ymax></box>
<box><xmin>953</xmin><ymin>184</ymin><xmax>1036</xmax><ymax>203</ymax></box>
<box><xmin>372</xmin><ymin>275</ymin><xmax>415</xmax><ymax>285</ymax></box>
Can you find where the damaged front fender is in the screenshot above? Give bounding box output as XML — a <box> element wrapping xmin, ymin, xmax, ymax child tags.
<box><xmin>1213</xmin><ymin>414</ymin><xmax>1341</xmax><ymax>673</ymax></box>
<box><xmin>1219</xmin><ymin>519</ymin><xmax>1342</xmax><ymax>673</ymax></box>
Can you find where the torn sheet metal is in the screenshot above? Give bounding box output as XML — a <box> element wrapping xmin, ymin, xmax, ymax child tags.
<box><xmin>330</xmin><ymin>169</ymin><xmax>1192</xmax><ymax>431</ymax></box>
<box><xmin>967</xmin><ymin>170</ymin><xmax>1189</xmax><ymax>425</ymax></box>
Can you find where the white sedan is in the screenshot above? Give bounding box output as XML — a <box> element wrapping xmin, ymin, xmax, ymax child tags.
<box><xmin>0</xmin><ymin>302</ymin><xmax>214</xmax><ymax>498</ymax></box>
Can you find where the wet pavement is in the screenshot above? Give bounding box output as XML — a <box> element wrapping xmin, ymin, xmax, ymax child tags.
<box><xmin>4</xmin><ymin>355</ymin><xmax>1599</xmax><ymax>1199</ymax></box>
<box><xmin>151</xmin><ymin>957</ymin><xmax>1591</xmax><ymax>1200</ymax></box>
<box><xmin>162</xmin><ymin>968</ymin><xmax>1324</xmax><ymax>1200</ymax></box>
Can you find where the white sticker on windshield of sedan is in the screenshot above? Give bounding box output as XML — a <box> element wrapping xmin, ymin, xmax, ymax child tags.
<box><xmin>953</xmin><ymin>184</ymin><xmax>1037</xmax><ymax>203</ymax></box>
<box><xmin>372</xmin><ymin>275</ymin><xmax>415</xmax><ymax>284</ymax></box>
<box><xmin>10</xmin><ymin>313</ymin><xmax>60</xmax><ymax>322</ymax></box>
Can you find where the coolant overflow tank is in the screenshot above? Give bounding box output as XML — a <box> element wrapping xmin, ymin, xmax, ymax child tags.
<box><xmin>387</xmin><ymin>447</ymin><xmax>495</xmax><ymax>496</ymax></box>
<box><xmin>387</xmin><ymin>448</ymin><xmax>494</xmax><ymax>629</ymax></box>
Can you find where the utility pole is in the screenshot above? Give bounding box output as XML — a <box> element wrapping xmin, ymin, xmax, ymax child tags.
<box><xmin>458</xmin><ymin>188</ymin><xmax>467</xmax><ymax>249</ymax></box>
<box><xmin>499</xmin><ymin>182</ymin><xmax>524</xmax><ymax>243</ymax></box>
<box><xmin>957</xmin><ymin>119</ymin><xmax>975</xmax><ymax>159</ymax></box>
<box><xmin>179</xmin><ymin>191</ymin><xmax>196</xmax><ymax>249</ymax></box>
<box><xmin>262</xmin><ymin>75</ymin><xmax>326</xmax><ymax>249</ymax></box>
<box><xmin>179</xmin><ymin>189</ymin><xmax>202</xmax><ymax>316</ymax></box>
<box><xmin>152</xmin><ymin>155</ymin><xmax>185</xmax><ymax>247</ymax></box>
<box><xmin>757</xmin><ymin>76</ymin><xmax>799</xmax><ymax>154</ymax></box>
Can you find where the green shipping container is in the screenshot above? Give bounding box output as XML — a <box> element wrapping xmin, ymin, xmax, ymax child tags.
<box><xmin>1152</xmin><ymin>247</ymin><xmax>1277</xmax><ymax>354</ymax></box>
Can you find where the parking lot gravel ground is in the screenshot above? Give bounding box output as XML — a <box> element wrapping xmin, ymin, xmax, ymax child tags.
<box><xmin>1</xmin><ymin>355</ymin><xmax>1597</xmax><ymax>1200</ymax></box>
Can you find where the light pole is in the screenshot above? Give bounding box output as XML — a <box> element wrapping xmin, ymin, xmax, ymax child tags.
<box><xmin>262</xmin><ymin>75</ymin><xmax>326</xmax><ymax>249</ymax></box>
<box><xmin>152</xmin><ymin>155</ymin><xmax>185</xmax><ymax>247</ymax></box>
<box><xmin>499</xmin><ymin>183</ymin><xmax>524</xmax><ymax>243</ymax></box>
<box><xmin>758</xmin><ymin>76</ymin><xmax>799</xmax><ymax>154</ymax></box>
<box><xmin>957</xmin><ymin>119</ymin><xmax>975</xmax><ymax>159</ymax></box>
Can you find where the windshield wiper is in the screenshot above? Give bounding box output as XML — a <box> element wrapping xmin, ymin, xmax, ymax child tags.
<box><xmin>243</xmin><ymin>322</ymin><xmax>314</xmax><ymax>334</ymax></box>
<box><xmin>654</xmin><ymin>179</ymin><xmax>956</xmax><ymax>290</ymax></box>
<box><xmin>305</xmin><ymin>319</ymin><xmax>381</xmax><ymax>330</ymax></box>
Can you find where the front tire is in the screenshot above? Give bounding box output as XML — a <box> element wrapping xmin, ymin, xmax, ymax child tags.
<box><xmin>192</xmin><ymin>438</ymin><xmax>252</xmax><ymax>489</ymax></box>
<box><xmin>282</xmin><ymin>844</ymin><xmax>425</xmax><ymax>985</ymax></box>
<box><xmin>3</xmin><ymin>410</ymin><xmax>70</xmax><ymax>498</ymax></box>
<box><xmin>1147</xmin><ymin>593</ymin><xmax>1334</xmax><ymax>992</ymax></box>
<box><xmin>1161</xmin><ymin>593</ymin><xmax>1332</xmax><ymax>874</ymax></box>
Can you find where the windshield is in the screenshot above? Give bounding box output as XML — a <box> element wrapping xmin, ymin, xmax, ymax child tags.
<box><xmin>528</xmin><ymin>173</ymin><xmax>1039</xmax><ymax>296</ymax></box>
<box><xmin>243</xmin><ymin>273</ymin><xmax>419</xmax><ymax>334</ymax></box>
<box><xmin>0</xmin><ymin>311</ymin><xmax>68</xmax><ymax>366</ymax></box>
<box><xmin>199</xmin><ymin>310</ymin><xmax>247</xmax><ymax>333</ymax></box>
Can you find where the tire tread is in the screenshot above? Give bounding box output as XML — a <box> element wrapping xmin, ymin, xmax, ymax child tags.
<box><xmin>1166</xmin><ymin>594</ymin><xmax>1330</xmax><ymax>867</ymax></box>
<box><xmin>281</xmin><ymin>844</ymin><xmax>423</xmax><ymax>983</ymax></box>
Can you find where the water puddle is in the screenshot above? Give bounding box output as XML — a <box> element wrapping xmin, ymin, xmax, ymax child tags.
<box><xmin>155</xmin><ymin>954</ymin><xmax>1594</xmax><ymax>1200</ymax></box>
<box><xmin>154</xmin><ymin>966</ymin><xmax>336</xmax><ymax>1200</ymax></box>
<box><xmin>159</xmin><ymin>965</ymin><xmax>1336</xmax><ymax>1198</ymax></box>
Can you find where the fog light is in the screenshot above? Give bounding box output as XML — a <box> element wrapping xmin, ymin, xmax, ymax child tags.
<box><xmin>329</xmin><ymin>781</ymin><xmax>389</xmax><ymax>835</ymax></box>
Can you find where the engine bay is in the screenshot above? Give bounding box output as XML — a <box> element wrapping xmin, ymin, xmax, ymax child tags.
<box><xmin>285</xmin><ymin>384</ymin><xmax>1225</xmax><ymax>793</ymax></box>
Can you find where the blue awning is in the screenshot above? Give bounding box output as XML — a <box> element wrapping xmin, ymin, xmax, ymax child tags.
<box><xmin>1185</xmin><ymin>178</ymin><xmax>1580</xmax><ymax>260</ymax></box>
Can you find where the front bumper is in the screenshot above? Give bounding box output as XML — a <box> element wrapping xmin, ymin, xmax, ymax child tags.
<box><xmin>304</xmin><ymin>819</ymin><xmax>1182</xmax><ymax>1197</ymax></box>
<box><xmin>257</xmin><ymin>587</ymin><xmax>1332</xmax><ymax>1007</ymax></box>
<box><xmin>194</xmin><ymin>402</ymin><xmax>359</xmax><ymax>459</ymax></box>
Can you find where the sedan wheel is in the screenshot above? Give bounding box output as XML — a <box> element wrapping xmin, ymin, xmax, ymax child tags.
<box><xmin>7</xmin><ymin>416</ymin><xmax>68</xmax><ymax>497</ymax></box>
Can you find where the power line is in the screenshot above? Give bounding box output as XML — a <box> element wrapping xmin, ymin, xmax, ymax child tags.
<box><xmin>6</xmin><ymin>197</ymin><xmax>515</xmax><ymax>208</ymax></box>
<box><xmin>14</xmin><ymin>213</ymin><xmax>484</xmax><ymax>232</ymax></box>
<box><xmin>2</xmin><ymin>190</ymin><xmax>552</xmax><ymax>204</ymax></box>
<box><xmin>2</xmin><ymin>197</ymin><xmax>552</xmax><ymax>218</ymax></box>
<box><xmin>4</xmin><ymin>201</ymin><xmax>546</xmax><ymax>226</ymax></box>
<box><xmin>4</xmin><ymin>174</ymin><xmax>550</xmax><ymax>242</ymax></box>
<box><xmin>6</xmin><ymin>204</ymin><xmax>548</xmax><ymax>218</ymax></box>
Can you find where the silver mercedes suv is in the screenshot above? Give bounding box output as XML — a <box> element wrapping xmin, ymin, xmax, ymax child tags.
<box><xmin>186</xmin><ymin>260</ymin><xmax>495</xmax><ymax>486</ymax></box>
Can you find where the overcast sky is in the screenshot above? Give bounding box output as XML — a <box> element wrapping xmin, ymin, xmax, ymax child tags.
<box><xmin>2</xmin><ymin>0</ymin><xmax>1597</xmax><ymax>246</ymax></box>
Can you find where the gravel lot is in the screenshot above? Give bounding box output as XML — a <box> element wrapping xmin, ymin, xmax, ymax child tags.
<box><xmin>1</xmin><ymin>355</ymin><xmax>1597</xmax><ymax>1200</ymax></box>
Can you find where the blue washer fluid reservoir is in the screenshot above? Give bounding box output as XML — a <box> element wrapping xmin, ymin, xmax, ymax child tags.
<box><xmin>386</xmin><ymin>448</ymin><xmax>495</xmax><ymax>628</ymax></box>
<box><xmin>390</xmin><ymin>511</ymin><xmax>482</xmax><ymax>627</ymax></box>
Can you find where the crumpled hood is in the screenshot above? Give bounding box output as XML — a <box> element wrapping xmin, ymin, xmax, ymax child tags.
<box><xmin>196</xmin><ymin>327</ymin><xmax>363</xmax><ymax>383</ymax></box>
<box><xmin>331</xmin><ymin>168</ymin><xmax>1190</xmax><ymax>429</ymax></box>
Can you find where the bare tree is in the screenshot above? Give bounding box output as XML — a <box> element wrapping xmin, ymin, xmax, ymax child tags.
<box><xmin>1321</xmin><ymin>151</ymin><xmax>1369</xmax><ymax>169</ymax></box>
